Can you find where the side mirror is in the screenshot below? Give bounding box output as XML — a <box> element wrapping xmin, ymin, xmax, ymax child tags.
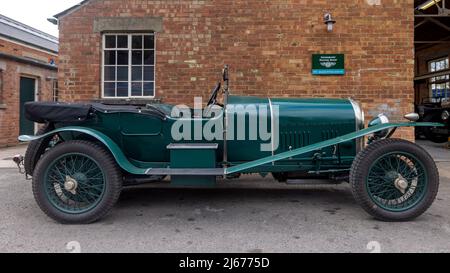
<box><xmin>222</xmin><ymin>65</ymin><xmax>229</xmax><ymax>81</ymax></box>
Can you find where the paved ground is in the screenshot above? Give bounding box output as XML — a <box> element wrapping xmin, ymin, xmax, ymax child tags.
<box><xmin>0</xmin><ymin>142</ymin><xmax>449</xmax><ymax>253</ymax></box>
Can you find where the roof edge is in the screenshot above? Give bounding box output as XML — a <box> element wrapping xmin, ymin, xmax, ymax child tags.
<box><xmin>0</xmin><ymin>14</ymin><xmax>58</xmax><ymax>42</ymax></box>
<box><xmin>0</xmin><ymin>52</ymin><xmax>58</xmax><ymax>71</ymax></box>
<box><xmin>53</xmin><ymin>0</ymin><xmax>93</xmax><ymax>19</ymax></box>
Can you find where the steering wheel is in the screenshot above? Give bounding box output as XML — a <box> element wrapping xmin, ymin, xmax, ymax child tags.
<box><xmin>207</xmin><ymin>82</ymin><xmax>221</xmax><ymax>107</ymax></box>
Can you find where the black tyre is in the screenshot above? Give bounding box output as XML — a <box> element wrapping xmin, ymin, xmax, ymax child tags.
<box><xmin>272</xmin><ymin>172</ymin><xmax>287</xmax><ymax>182</ymax></box>
<box><xmin>32</xmin><ymin>140</ymin><xmax>122</xmax><ymax>224</ymax></box>
<box><xmin>350</xmin><ymin>138</ymin><xmax>439</xmax><ymax>221</ymax></box>
<box><xmin>24</xmin><ymin>124</ymin><xmax>54</xmax><ymax>176</ymax></box>
<box><xmin>422</xmin><ymin>115</ymin><xmax>448</xmax><ymax>143</ymax></box>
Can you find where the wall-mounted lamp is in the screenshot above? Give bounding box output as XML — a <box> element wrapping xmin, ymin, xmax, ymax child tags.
<box><xmin>324</xmin><ymin>13</ymin><xmax>336</xmax><ymax>32</ymax></box>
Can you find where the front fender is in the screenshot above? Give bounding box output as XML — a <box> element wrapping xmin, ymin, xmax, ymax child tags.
<box><xmin>19</xmin><ymin>126</ymin><xmax>147</xmax><ymax>175</ymax></box>
<box><xmin>225</xmin><ymin>122</ymin><xmax>444</xmax><ymax>175</ymax></box>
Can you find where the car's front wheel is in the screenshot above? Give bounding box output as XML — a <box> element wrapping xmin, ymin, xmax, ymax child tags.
<box><xmin>32</xmin><ymin>140</ymin><xmax>122</xmax><ymax>224</ymax></box>
<box><xmin>350</xmin><ymin>138</ymin><xmax>439</xmax><ymax>221</ymax></box>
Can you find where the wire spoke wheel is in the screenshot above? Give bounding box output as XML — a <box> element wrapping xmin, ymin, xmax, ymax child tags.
<box><xmin>33</xmin><ymin>141</ymin><xmax>122</xmax><ymax>224</ymax></box>
<box><xmin>367</xmin><ymin>152</ymin><xmax>427</xmax><ymax>212</ymax></box>
<box><xmin>44</xmin><ymin>153</ymin><xmax>106</xmax><ymax>214</ymax></box>
<box><xmin>350</xmin><ymin>138</ymin><xmax>439</xmax><ymax>221</ymax></box>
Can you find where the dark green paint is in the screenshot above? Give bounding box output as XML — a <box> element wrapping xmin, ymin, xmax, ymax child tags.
<box><xmin>169</xmin><ymin>144</ymin><xmax>217</xmax><ymax>187</ymax></box>
<box><xmin>18</xmin><ymin>94</ymin><xmax>444</xmax><ymax>178</ymax></box>
<box><xmin>19</xmin><ymin>77</ymin><xmax>35</xmax><ymax>135</ymax></box>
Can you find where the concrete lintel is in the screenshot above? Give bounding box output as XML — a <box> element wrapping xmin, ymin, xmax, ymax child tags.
<box><xmin>94</xmin><ymin>17</ymin><xmax>163</xmax><ymax>33</ymax></box>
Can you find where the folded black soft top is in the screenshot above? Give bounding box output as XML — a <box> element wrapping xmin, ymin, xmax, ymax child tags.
<box><xmin>25</xmin><ymin>102</ymin><xmax>93</xmax><ymax>123</ymax></box>
<box><xmin>24</xmin><ymin>101</ymin><xmax>168</xmax><ymax>124</ymax></box>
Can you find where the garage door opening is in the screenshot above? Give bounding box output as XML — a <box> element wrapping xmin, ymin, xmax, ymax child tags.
<box><xmin>414</xmin><ymin>0</ymin><xmax>450</xmax><ymax>142</ymax></box>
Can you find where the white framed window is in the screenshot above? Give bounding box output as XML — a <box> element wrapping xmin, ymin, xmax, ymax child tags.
<box><xmin>102</xmin><ymin>33</ymin><xmax>155</xmax><ymax>98</ymax></box>
<box><xmin>428</xmin><ymin>57</ymin><xmax>449</xmax><ymax>102</ymax></box>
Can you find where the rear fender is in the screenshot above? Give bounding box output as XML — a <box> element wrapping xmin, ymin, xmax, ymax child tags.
<box><xmin>19</xmin><ymin>126</ymin><xmax>147</xmax><ymax>175</ymax></box>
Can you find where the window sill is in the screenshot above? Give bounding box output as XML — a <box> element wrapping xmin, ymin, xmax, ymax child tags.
<box><xmin>0</xmin><ymin>104</ymin><xmax>6</xmax><ymax>110</ymax></box>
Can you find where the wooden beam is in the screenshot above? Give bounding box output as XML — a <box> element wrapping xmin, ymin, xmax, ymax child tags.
<box><xmin>415</xmin><ymin>19</ymin><xmax>429</xmax><ymax>28</ymax></box>
<box><xmin>415</xmin><ymin>14</ymin><xmax>450</xmax><ymax>17</ymax></box>
<box><xmin>415</xmin><ymin>69</ymin><xmax>450</xmax><ymax>81</ymax></box>
<box><xmin>415</xmin><ymin>41</ymin><xmax>450</xmax><ymax>43</ymax></box>
<box><xmin>426</xmin><ymin>16</ymin><xmax>450</xmax><ymax>31</ymax></box>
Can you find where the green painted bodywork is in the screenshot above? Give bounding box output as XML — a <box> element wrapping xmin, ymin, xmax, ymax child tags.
<box><xmin>169</xmin><ymin>145</ymin><xmax>217</xmax><ymax>187</ymax></box>
<box><xmin>20</xmin><ymin>127</ymin><xmax>147</xmax><ymax>175</ymax></box>
<box><xmin>19</xmin><ymin>95</ymin><xmax>444</xmax><ymax>178</ymax></box>
<box><xmin>225</xmin><ymin>122</ymin><xmax>441</xmax><ymax>174</ymax></box>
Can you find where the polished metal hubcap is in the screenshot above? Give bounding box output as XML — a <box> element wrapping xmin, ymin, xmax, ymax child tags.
<box><xmin>64</xmin><ymin>176</ymin><xmax>78</xmax><ymax>195</ymax></box>
<box><xmin>394</xmin><ymin>176</ymin><xmax>409</xmax><ymax>194</ymax></box>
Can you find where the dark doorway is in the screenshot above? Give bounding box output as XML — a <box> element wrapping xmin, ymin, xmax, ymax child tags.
<box><xmin>414</xmin><ymin>1</ymin><xmax>450</xmax><ymax>141</ymax></box>
<box><xmin>19</xmin><ymin>77</ymin><xmax>36</xmax><ymax>135</ymax></box>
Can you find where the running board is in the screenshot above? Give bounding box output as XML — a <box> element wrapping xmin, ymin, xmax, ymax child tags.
<box><xmin>146</xmin><ymin>168</ymin><xmax>225</xmax><ymax>176</ymax></box>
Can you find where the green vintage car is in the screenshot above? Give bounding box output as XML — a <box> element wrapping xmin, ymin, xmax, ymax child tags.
<box><xmin>17</xmin><ymin>66</ymin><xmax>442</xmax><ymax>224</ymax></box>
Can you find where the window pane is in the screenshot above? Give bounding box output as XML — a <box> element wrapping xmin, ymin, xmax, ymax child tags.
<box><xmin>144</xmin><ymin>66</ymin><xmax>154</xmax><ymax>81</ymax></box>
<box><xmin>117</xmin><ymin>35</ymin><xmax>128</xmax><ymax>48</ymax></box>
<box><xmin>143</xmin><ymin>82</ymin><xmax>154</xmax><ymax>96</ymax></box>
<box><xmin>144</xmin><ymin>35</ymin><xmax>154</xmax><ymax>49</ymax></box>
<box><xmin>132</xmin><ymin>82</ymin><xmax>143</xmax><ymax>96</ymax></box>
<box><xmin>144</xmin><ymin>50</ymin><xmax>154</xmax><ymax>65</ymax></box>
<box><xmin>104</xmin><ymin>66</ymin><xmax>115</xmax><ymax>81</ymax></box>
<box><xmin>117</xmin><ymin>82</ymin><xmax>128</xmax><ymax>97</ymax></box>
<box><xmin>132</xmin><ymin>36</ymin><xmax>143</xmax><ymax>49</ymax></box>
<box><xmin>104</xmin><ymin>82</ymin><xmax>115</xmax><ymax>97</ymax></box>
<box><xmin>104</xmin><ymin>51</ymin><xmax>116</xmax><ymax>65</ymax></box>
<box><xmin>430</xmin><ymin>62</ymin><xmax>436</xmax><ymax>72</ymax></box>
<box><xmin>105</xmin><ymin>35</ymin><xmax>116</xmax><ymax>48</ymax></box>
<box><xmin>117</xmin><ymin>67</ymin><xmax>128</xmax><ymax>81</ymax></box>
<box><xmin>117</xmin><ymin>51</ymin><xmax>129</xmax><ymax>65</ymax></box>
<box><xmin>132</xmin><ymin>67</ymin><xmax>142</xmax><ymax>81</ymax></box>
<box><xmin>132</xmin><ymin>51</ymin><xmax>143</xmax><ymax>65</ymax></box>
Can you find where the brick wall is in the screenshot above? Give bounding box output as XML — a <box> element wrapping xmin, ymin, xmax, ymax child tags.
<box><xmin>0</xmin><ymin>38</ymin><xmax>58</xmax><ymax>146</ymax></box>
<box><xmin>58</xmin><ymin>0</ymin><xmax>415</xmax><ymax>140</ymax></box>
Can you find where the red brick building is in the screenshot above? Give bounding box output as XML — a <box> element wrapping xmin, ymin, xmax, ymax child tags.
<box><xmin>50</xmin><ymin>0</ymin><xmax>448</xmax><ymax>141</ymax></box>
<box><xmin>0</xmin><ymin>15</ymin><xmax>58</xmax><ymax>147</ymax></box>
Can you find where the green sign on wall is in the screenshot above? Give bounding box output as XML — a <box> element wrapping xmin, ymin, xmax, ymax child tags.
<box><xmin>312</xmin><ymin>54</ymin><xmax>345</xmax><ymax>75</ymax></box>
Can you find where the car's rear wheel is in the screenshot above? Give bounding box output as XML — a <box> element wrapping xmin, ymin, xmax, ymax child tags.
<box><xmin>350</xmin><ymin>138</ymin><xmax>439</xmax><ymax>221</ymax></box>
<box><xmin>32</xmin><ymin>141</ymin><xmax>122</xmax><ymax>224</ymax></box>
